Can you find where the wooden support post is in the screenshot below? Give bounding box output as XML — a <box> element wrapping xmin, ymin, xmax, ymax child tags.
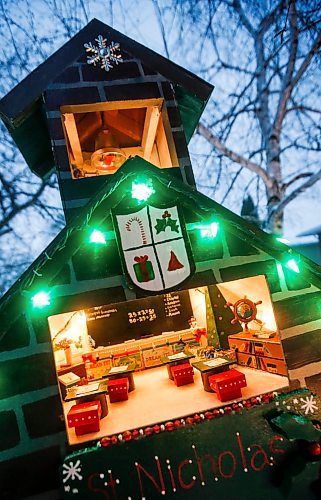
<box><xmin>63</xmin><ymin>113</ymin><xmax>83</xmax><ymax>166</ymax></box>
<box><xmin>142</xmin><ymin>106</ymin><xmax>160</xmax><ymax>161</ymax></box>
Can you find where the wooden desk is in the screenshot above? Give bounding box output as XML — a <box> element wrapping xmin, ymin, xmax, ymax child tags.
<box><xmin>192</xmin><ymin>357</ymin><xmax>235</xmax><ymax>392</ymax></box>
<box><xmin>65</xmin><ymin>381</ymin><xmax>108</xmax><ymax>418</ymax></box>
<box><xmin>161</xmin><ymin>351</ymin><xmax>195</xmax><ymax>380</ymax></box>
<box><xmin>103</xmin><ymin>364</ymin><xmax>136</xmax><ymax>392</ymax></box>
<box><xmin>57</xmin><ymin>361</ymin><xmax>86</xmax><ymax>379</ymax></box>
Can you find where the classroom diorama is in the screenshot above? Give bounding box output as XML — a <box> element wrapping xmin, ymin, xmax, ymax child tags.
<box><xmin>1</xmin><ymin>18</ymin><xmax>321</xmax><ymax>500</ymax></box>
<box><xmin>50</xmin><ymin>276</ymin><xmax>288</xmax><ymax>445</ymax></box>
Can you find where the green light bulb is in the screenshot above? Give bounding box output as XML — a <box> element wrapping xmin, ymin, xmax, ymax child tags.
<box><xmin>32</xmin><ymin>291</ymin><xmax>50</xmax><ymax>308</ymax></box>
<box><xmin>89</xmin><ymin>230</ymin><xmax>106</xmax><ymax>244</ymax></box>
<box><xmin>131</xmin><ymin>180</ymin><xmax>155</xmax><ymax>201</ymax></box>
<box><xmin>200</xmin><ymin>222</ymin><xmax>219</xmax><ymax>238</ymax></box>
<box><xmin>276</xmin><ymin>237</ymin><xmax>289</xmax><ymax>244</ymax></box>
<box><xmin>286</xmin><ymin>258</ymin><xmax>300</xmax><ymax>273</ymax></box>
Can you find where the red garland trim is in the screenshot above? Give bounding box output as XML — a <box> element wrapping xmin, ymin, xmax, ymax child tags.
<box><xmin>99</xmin><ymin>391</ymin><xmax>277</xmax><ymax>448</ymax></box>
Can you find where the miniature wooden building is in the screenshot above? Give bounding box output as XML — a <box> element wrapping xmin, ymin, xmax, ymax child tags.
<box><xmin>0</xmin><ymin>19</ymin><xmax>211</xmax><ymax>221</ymax></box>
<box><xmin>0</xmin><ymin>19</ymin><xmax>321</xmax><ymax>499</ymax></box>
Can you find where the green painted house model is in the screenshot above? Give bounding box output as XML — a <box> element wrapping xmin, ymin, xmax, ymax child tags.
<box><xmin>1</xmin><ymin>19</ymin><xmax>321</xmax><ymax>499</ymax></box>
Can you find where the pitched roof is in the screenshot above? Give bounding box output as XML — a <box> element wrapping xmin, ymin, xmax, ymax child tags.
<box><xmin>0</xmin><ymin>19</ymin><xmax>213</xmax><ymax>178</ymax></box>
<box><xmin>1</xmin><ymin>157</ymin><xmax>320</xmax><ymax>335</ymax></box>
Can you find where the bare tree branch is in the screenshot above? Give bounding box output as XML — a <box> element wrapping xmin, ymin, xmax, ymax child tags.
<box><xmin>198</xmin><ymin>122</ymin><xmax>273</xmax><ymax>188</ymax></box>
<box><xmin>269</xmin><ymin>167</ymin><xmax>321</xmax><ymax>221</ymax></box>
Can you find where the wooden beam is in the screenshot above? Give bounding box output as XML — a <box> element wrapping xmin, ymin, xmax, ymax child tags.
<box><xmin>60</xmin><ymin>98</ymin><xmax>163</xmax><ymax>114</ymax></box>
<box><xmin>141</xmin><ymin>106</ymin><xmax>160</xmax><ymax>160</ymax></box>
<box><xmin>156</xmin><ymin>117</ymin><xmax>172</xmax><ymax>167</ymax></box>
<box><xmin>103</xmin><ymin>111</ymin><xmax>142</xmax><ymax>142</ymax></box>
<box><xmin>63</xmin><ymin>113</ymin><xmax>83</xmax><ymax>165</ymax></box>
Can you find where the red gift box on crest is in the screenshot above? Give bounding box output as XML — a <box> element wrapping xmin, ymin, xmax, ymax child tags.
<box><xmin>67</xmin><ymin>400</ymin><xmax>102</xmax><ymax>436</ymax></box>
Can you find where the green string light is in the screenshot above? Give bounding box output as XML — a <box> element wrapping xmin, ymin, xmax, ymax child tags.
<box><xmin>276</xmin><ymin>236</ymin><xmax>290</xmax><ymax>244</ymax></box>
<box><xmin>89</xmin><ymin>229</ymin><xmax>107</xmax><ymax>244</ymax></box>
<box><xmin>131</xmin><ymin>179</ymin><xmax>155</xmax><ymax>201</ymax></box>
<box><xmin>31</xmin><ymin>291</ymin><xmax>51</xmax><ymax>308</ymax></box>
<box><xmin>286</xmin><ymin>258</ymin><xmax>300</xmax><ymax>274</ymax></box>
<box><xmin>199</xmin><ymin>222</ymin><xmax>219</xmax><ymax>239</ymax></box>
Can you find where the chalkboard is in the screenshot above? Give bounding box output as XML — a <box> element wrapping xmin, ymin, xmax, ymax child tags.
<box><xmin>85</xmin><ymin>291</ymin><xmax>193</xmax><ymax>347</ymax></box>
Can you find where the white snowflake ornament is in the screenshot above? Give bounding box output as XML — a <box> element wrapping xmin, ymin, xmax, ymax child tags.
<box><xmin>300</xmin><ymin>395</ymin><xmax>318</xmax><ymax>415</ymax></box>
<box><xmin>84</xmin><ymin>35</ymin><xmax>123</xmax><ymax>72</ymax></box>
<box><xmin>63</xmin><ymin>460</ymin><xmax>83</xmax><ymax>483</ymax></box>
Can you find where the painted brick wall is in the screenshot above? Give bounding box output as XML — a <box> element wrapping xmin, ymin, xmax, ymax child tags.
<box><xmin>44</xmin><ymin>49</ymin><xmax>194</xmax><ymax>222</ymax></box>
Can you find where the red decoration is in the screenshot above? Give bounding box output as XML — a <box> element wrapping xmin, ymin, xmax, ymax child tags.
<box><xmin>67</xmin><ymin>401</ymin><xmax>101</xmax><ymax>436</ymax></box>
<box><xmin>123</xmin><ymin>430</ymin><xmax>132</xmax><ymax>442</ymax></box>
<box><xmin>308</xmin><ymin>443</ymin><xmax>321</xmax><ymax>456</ymax></box>
<box><xmin>101</xmin><ymin>436</ymin><xmax>111</xmax><ymax>447</ymax></box>
<box><xmin>194</xmin><ymin>328</ymin><xmax>207</xmax><ymax>342</ymax></box>
<box><xmin>167</xmin><ymin>250</ymin><xmax>184</xmax><ymax>271</ymax></box>
<box><xmin>102</xmin><ymin>393</ymin><xmax>278</xmax><ymax>448</ymax></box>
<box><xmin>209</xmin><ymin>369</ymin><xmax>247</xmax><ymax>402</ymax></box>
<box><xmin>82</xmin><ymin>353</ymin><xmax>96</xmax><ymax>363</ymax></box>
<box><xmin>171</xmin><ymin>363</ymin><xmax>194</xmax><ymax>386</ymax></box>
<box><xmin>131</xmin><ymin>430</ymin><xmax>140</xmax><ymax>439</ymax></box>
<box><xmin>111</xmin><ymin>435</ymin><xmax>118</xmax><ymax>444</ymax></box>
<box><xmin>108</xmin><ymin>377</ymin><xmax>129</xmax><ymax>403</ymax></box>
<box><xmin>103</xmin><ymin>154</ymin><xmax>114</xmax><ymax>166</ymax></box>
<box><xmin>162</xmin><ymin>210</ymin><xmax>171</xmax><ymax>218</ymax></box>
<box><xmin>133</xmin><ymin>255</ymin><xmax>154</xmax><ymax>282</ymax></box>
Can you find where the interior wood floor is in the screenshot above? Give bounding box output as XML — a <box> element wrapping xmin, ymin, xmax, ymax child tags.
<box><xmin>65</xmin><ymin>364</ymin><xmax>289</xmax><ymax>445</ymax></box>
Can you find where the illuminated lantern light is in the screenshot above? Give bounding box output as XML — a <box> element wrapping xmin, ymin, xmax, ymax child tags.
<box><xmin>89</xmin><ymin>229</ymin><xmax>106</xmax><ymax>245</ymax></box>
<box><xmin>91</xmin><ymin>149</ymin><xmax>126</xmax><ymax>172</ymax></box>
<box><xmin>286</xmin><ymin>258</ymin><xmax>300</xmax><ymax>273</ymax></box>
<box><xmin>131</xmin><ymin>180</ymin><xmax>155</xmax><ymax>201</ymax></box>
<box><xmin>32</xmin><ymin>291</ymin><xmax>50</xmax><ymax>308</ymax></box>
<box><xmin>200</xmin><ymin>222</ymin><xmax>219</xmax><ymax>238</ymax></box>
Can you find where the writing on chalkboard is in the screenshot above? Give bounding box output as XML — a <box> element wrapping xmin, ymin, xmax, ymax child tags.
<box><xmin>85</xmin><ymin>290</ymin><xmax>193</xmax><ymax>347</ymax></box>
<box><xmin>86</xmin><ymin>306</ymin><xmax>118</xmax><ymax>321</ymax></box>
<box><xmin>128</xmin><ymin>309</ymin><xmax>157</xmax><ymax>323</ymax></box>
<box><xmin>164</xmin><ymin>293</ymin><xmax>182</xmax><ymax>317</ymax></box>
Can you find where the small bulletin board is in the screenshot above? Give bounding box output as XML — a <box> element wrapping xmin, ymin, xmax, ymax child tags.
<box><xmin>85</xmin><ymin>291</ymin><xmax>193</xmax><ymax>347</ymax></box>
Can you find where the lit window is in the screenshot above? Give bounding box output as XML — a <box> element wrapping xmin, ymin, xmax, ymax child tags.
<box><xmin>61</xmin><ymin>99</ymin><xmax>178</xmax><ymax>179</ymax></box>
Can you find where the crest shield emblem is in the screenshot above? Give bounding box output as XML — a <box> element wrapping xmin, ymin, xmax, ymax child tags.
<box><xmin>114</xmin><ymin>205</ymin><xmax>194</xmax><ymax>292</ymax></box>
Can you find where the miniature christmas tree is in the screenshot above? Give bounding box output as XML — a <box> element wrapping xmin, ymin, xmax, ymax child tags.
<box><xmin>208</xmin><ymin>284</ymin><xmax>243</xmax><ymax>348</ymax></box>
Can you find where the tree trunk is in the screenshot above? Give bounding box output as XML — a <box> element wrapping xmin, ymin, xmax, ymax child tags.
<box><xmin>266</xmin><ymin>134</ymin><xmax>284</xmax><ymax>235</ymax></box>
<box><xmin>267</xmin><ymin>199</ymin><xmax>284</xmax><ymax>235</ymax></box>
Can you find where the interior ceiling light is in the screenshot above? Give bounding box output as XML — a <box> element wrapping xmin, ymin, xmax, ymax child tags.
<box><xmin>91</xmin><ymin>128</ymin><xmax>126</xmax><ymax>171</ymax></box>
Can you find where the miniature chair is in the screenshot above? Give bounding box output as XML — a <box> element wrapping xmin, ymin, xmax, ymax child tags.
<box><xmin>171</xmin><ymin>363</ymin><xmax>194</xmax><ymax>387</ymax></box>
<box><xmin>67</xmin><ymin>400</ymin><xmax>102</xmax><ymax>436</ymax></box>
<box><xmin>108</xmin><ymin>377</ymin><xmax>129</xmax><ymax>402</ymax></box>
<box><xmin>208</xmin><ymin>369</ymin><xmax>247</xmax><ymax>402</ymax></box>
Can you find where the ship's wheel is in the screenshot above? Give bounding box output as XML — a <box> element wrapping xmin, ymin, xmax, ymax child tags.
<box><xmin>227</xmin><ymin>296</ymin><xmax>262</xmax><ymax>331</ymax></box>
